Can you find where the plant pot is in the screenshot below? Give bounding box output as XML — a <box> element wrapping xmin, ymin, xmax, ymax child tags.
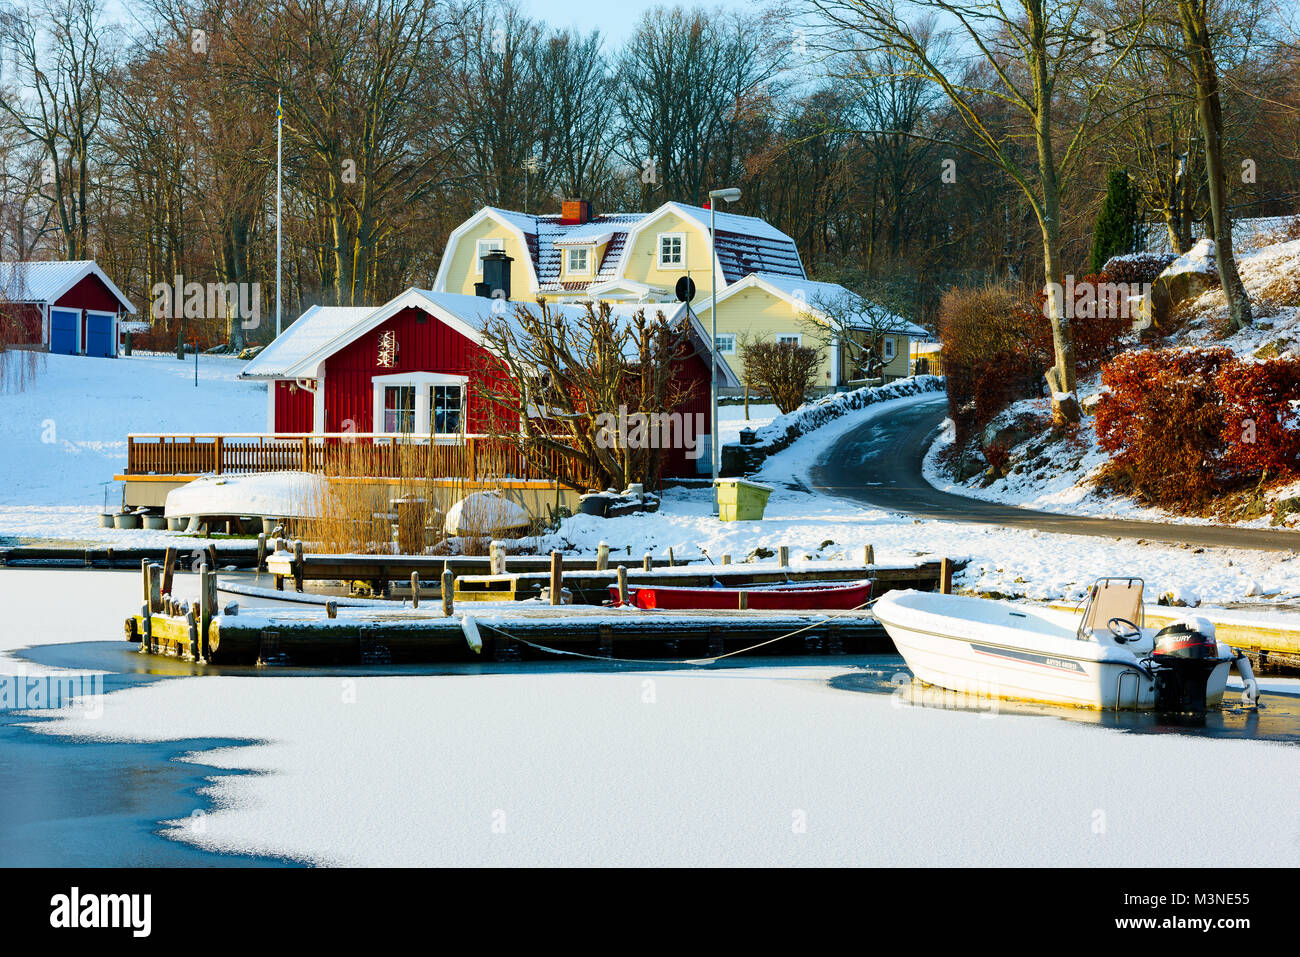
<box><xmin>143</xmin><ymin>515</ymin><xmax>169</xmax><ymax>530</ymax></box>
<box><xmin>167</xmin><ymin>517</ymin><xmax>186</xmax><ymax>531</ymax></box>
<box><xmin>98</xmin><ymin>513</ymin><xmax>116</xmax><ymax>528</ymax></box>
<box><xmin>114</xmin><ymin>512</ymin><xmax>142</xmax><ymax>530</ymax></box>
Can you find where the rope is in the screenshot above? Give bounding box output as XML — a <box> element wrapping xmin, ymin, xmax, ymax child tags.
<box><xmin>475</xmin><ymin>595</ymin><xmax>882</xmax><ymax>667</ymax></box>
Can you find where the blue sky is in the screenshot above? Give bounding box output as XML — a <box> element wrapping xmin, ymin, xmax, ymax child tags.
<box><xmin>514</xmin><ymin>0</ymin><xmax>759</xmax><ymax>43</ymax></box>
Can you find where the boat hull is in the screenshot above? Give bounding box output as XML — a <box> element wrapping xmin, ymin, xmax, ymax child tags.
<box><xmin>876</xmin><ymin>592</ymin><xmax>1231</xmax><ymax>711</ymax></box>
<box><xmin>611</xmin><ymin>580</ymin><xmax>873</xmax><ymax>611</ymax></box>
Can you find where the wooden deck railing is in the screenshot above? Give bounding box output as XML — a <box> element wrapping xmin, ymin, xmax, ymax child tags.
<box><xmin>125</xmin><ymin>433</ymin><xmax>598</xmax><ymax>489</ymax></box>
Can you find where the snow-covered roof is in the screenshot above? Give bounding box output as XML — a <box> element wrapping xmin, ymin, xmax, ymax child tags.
<box><xmin>434</xmin><ymin>202</ymin><xmax>806</xmax><ymax>297</ymax></box>
<box><xmin>700</xmin><ymin>273</ymin><xmax>931</xmax><ymax>339</ymax></box>
<box><xmin>241</xmin><ymin>305</ymin><xmax>375</xmax><ymax>378</ymax></box>
<box><xmin>261</xmin><ymin>287</ymin><xmax>739</xmax><ymax>388</ymax></box>
<box><xmin>0</xmin><ymin>259</ymin><xmax>136</xmax><ymax>313</ymax></box>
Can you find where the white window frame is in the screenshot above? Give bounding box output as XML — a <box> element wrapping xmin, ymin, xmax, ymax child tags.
<box><xmin>883</xmin><ymin>337</ymin><xmax>896</xmax><ymax>360</ymax></box>
<box><xmin>476</xmin><ymin>238</ymin><xmax>505</xmax><ymax>275</ymax></box>
<box><xmin>371</xmin><ymin>371</ymin><xmax>469</xmax><ymax>440</ymax></box>
<box><xmin>566</xmin><ymin>246</ymin><xmax>592</xmax><ymax>276</ymax></box>
<box><xmin>776</xmin><ymin>333</ymin><xmax>802</xmax><ymax>347</ymax></box>
<box><xmin>429</xmin><ymin>382</ymin><xmax>465</xmax><ymax>436</ymax></box>
<box><xmin>657</xmin><ymin>232</ymin><xmax>685</xmax><ymax>268</ymax></box>
<box><xmin>714</xmin><ymin>333</ymin><xmax>736</xmax><ymax>354</ymax></box>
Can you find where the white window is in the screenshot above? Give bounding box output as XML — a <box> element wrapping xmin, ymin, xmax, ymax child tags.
<box><xmin>566</xmin><ymin>246</ymin><xmax>591</xmax><ymax>275</ymax></box>
<box><xmin>777</xmin><ymin>333</ymin><xmax>802</xmax><ymax>347</ymax></box>
<box><xmin>658</xmin><ymin>232</ymin><xmax>684</xmax><ymax>268</ymax></box>
<box><xmin>476</xmin><ymin>238</ymin><xmax>505</xmax><ymax>274</ymax></box>
<box><xmin>430</xmin><ymin>384</ymin><xmax>463</xmax><ymax>434</ymax></box>
<box><xmin>883</xmin><ymin>337</ymin><xmax>896</xmax><ymax>360</ymax></box>
<box><xmin>382</xmin><ymin>386</ymin><xmax>416</xmax><ymax>434</ymax></box>
<box><xmin>714</xmin><ymin>334</ymin><xmax>736</xmax><ymax>354</ymax></box>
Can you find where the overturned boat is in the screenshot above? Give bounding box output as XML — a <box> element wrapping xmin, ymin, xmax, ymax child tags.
<box><xmin>610</xmin><ymin>579</ymin><xmax>873</xmax><ymax>611</ymax></box>
<box><xmin>874</xmin><ymin>578</ymin><xmax>1259</xmax><ymax>711</ymax></box>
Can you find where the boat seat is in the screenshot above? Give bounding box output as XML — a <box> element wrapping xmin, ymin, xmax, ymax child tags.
<box><xmin>1078</xmin><ymin>578</ymin><xmax>1144</xmax><ymax>639</ymax></box>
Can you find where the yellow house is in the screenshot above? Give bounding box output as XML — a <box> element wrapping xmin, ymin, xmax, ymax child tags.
<box><xmin>433</xmin><ymin>199</ymin><xmax>931</xmax><ymax>395</ymax></box>
<box><xmin>693</xmin><ymin>273</ymin><xmax>931</xmax><ymax>392</ymax></box>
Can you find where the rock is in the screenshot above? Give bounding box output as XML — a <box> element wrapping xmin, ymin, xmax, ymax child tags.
<box><xmin>747</xmin><ymin>546</ymin><xmax>775</xmax><ymax>561</ymax></box>
<box><xmin>1146</xmin><ymin>239</ymin><xmax>1217</xmax><ymax>329</ymax></box>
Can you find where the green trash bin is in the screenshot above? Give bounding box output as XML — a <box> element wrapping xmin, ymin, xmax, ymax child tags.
<box><xmin>715</xmin><ymin>478</ymin><xmax>774</xmax><ymax>521</ymax></box>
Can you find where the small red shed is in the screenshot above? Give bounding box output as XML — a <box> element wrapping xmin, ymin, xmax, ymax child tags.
<box><xmin>0</xmin><ymin>260</ymin><xmax>137</xmax><ymax>357</ymax></box>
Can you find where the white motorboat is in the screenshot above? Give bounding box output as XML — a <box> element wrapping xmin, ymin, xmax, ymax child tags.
<box><xmin>873</xmin><ymin>578</ymin><xmax>1259</xmax><ymax>711</ymax></box>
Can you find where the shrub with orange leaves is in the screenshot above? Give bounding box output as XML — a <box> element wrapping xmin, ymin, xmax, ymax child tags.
<box><xmin>1217</xmin><ymin>357</ymin><xmax>1300</xmax><ymax>479</ymax></box>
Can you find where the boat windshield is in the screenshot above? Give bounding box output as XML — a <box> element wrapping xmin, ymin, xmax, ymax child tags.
<box><xmin>1078</xmin><ymin>578</ymin><xmax>1144</xmax><ymax>639</ymax></box>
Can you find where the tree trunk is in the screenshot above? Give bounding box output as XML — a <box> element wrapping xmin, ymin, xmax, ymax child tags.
<box><xmin>1179</xmin><ymin>0</ymin><xmax>1251</xmax><ymax>329</ymax></box>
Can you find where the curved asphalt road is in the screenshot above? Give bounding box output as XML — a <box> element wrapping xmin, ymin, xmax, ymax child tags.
<box><xmin>809</xmin><ymin>393</ymin><xmax>1300</xmax><ymax>553</ymax></box>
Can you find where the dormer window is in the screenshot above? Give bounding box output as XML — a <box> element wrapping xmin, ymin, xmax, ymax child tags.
<box><xmin>566</xmin><ymin>246</ymin><xmax>591</xmax><ymax>275</ymax></box>
<box><xmin>658</xmin><ymin>232</ymin><xmax>684</xmax><ymax>268</ymax></box>
<box><xmin>476</xmin><ymin>238</ymin><xmax>505</xmax><ymax>274</ymax></box>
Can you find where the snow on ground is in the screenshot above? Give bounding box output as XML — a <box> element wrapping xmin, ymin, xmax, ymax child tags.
<box><xmin>717</xmin><ymin>401</ymin><xmax>781</xmax><ymax>447</ymax></box>
<box><xmin>542</xmin><ymin>393</ymin><xmax>1300</xmax><ymax>606</ymax></box>
<box><xmin>0</xmin><ymin>351</ymin><xmax>265</xmax><ymax>544</ymax></box>
<box><xmin>6</xmin><ymin>566</ymin><xmax>1293</xmax><ymax>867</ymax></box>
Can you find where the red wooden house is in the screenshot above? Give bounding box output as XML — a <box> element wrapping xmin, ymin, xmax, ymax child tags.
<box><xmin>0</xmin><ymin>260</ymin><xmax>137</xmax><ymax>357</ymax></box>
<box><xmin>240</xmin><ymin>288</ymin><xmax>738</xmax><ymax>479</ymax></box>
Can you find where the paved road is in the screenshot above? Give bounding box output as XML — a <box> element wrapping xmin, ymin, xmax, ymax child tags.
<box><xmin>809</xmin><ymin>393</ymin><xmax>1300</xmax><ymax>553</ymax></box>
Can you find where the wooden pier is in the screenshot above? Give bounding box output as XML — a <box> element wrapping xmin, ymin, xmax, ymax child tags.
<box><xmin>125</xmin><ymin>603</ymin><xmax>891</xmax><ymax>665</ymax></box>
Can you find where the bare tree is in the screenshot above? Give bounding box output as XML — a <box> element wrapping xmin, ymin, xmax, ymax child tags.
<box><xmin>800</xmin><ymin>288</ymin><xmax>917</xmax><ymax>382</ymax></box>
<box><xmin>740</xmin><ymin>334</ymin><xmax>825</xmax><ymax>413</ymax></box>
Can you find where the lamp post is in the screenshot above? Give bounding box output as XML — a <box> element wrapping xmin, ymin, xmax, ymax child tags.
<box><xmin>707</xmin><ymin>187</ymin><xmax>741</xmax><ymax>515</ymax></box>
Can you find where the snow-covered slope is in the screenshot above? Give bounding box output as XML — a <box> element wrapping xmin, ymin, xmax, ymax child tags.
<box><xmin>0</xmin><ymin>351</ymin><xmax>265</xmax><ymax>541</ymax></box>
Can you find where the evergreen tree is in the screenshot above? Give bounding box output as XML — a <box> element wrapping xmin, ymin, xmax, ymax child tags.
<box><xmin>1091</xmin><ymin>168</ymin><xmax>1138</xmax><ymax>273</ymax></box>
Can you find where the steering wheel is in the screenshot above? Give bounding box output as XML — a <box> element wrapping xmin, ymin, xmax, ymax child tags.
<box><xmin>1107</xmin><ymin>617</ymin><xmax>1142</xmax><ymax>643</ymax></box>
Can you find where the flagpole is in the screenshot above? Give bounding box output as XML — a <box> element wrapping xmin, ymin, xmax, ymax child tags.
<box><xmin>275</xmin><ymin>91</ymin><xmax>283</xmax><ymax>337</ymax></box>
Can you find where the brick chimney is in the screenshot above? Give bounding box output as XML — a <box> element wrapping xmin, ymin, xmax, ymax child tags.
<box><xmin>559</xmin><ymin>198</ymin><xmax>592</xmax><ymax>225</ymax></box>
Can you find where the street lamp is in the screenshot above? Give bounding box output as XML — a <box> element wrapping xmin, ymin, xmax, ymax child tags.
<box><xmin>708</xmin><ymin>187</ymin><xmax>741</xmax><ymax>516</ymax></box>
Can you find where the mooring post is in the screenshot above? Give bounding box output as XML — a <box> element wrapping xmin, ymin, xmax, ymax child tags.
<box><xmin>616</xmin><ymin>565</ymin><xmax>629</xmax><ymax>605</ymax></box>
<box><xmin>187</xmin><ymin>608</ymin><xmax>200</xmax><ymax>662</ymax></box>
<box><xmin>490</xmin><ymin>540</ymin><xmax>505</xmax><ymax>575</ymax></box>
<box><xmin>206</xmin><ymin>544</ymin><xmax>218</xmax><ymax>571</ymax></box>
<box><xmin>161</xmin><ymin>546</ymin><xmax>177</xmax><ymax>596</ymax></box>
<box><xmin>292</xmin><ymin>540</ymin><xmax>305</xmax><ymax>592</ymax></box>
<box><xmin>199</xmin><ymin>565</ymin><xmax>215</xmax><ymax>662</ymax></box>
<box><xmin>140</xmin><ymin>602</ymin><xmax>152</xmax><ymax>653</ymax></box>
<box><xmin>148</xmin><ymin>562</ymin><xmax>163</xmax><ymax>613</ymax></box>
<box><xmin>940</xmin><ymin>557</ymin><xmax>953</xmax><ymax>595</ymax></box>
<box><xmin>864</xmin><ymin>544</ymin><xmax>875</xmax><ymax>566</ymax></box>
<box><xmin>642</xmin><ymin>553</ymin><xmax>652</xmax><ymax>572</ymax></box>
<box><xmin>721</xmin><ymin>554</ymin><xmax>731</xmax><ymax>565</ymax></box>
<box><xmin>738</xmin><ymin>590</ymin><xmax>748</xmax><ymax>610</ymax></box>
<box><xmin>668</xmin><ymin>547</ymin><xmax>675</xmax><ymax>568</ymax></box>
<box><xmin>141</xmin><ymin>558</ymin><xmax>150</xmax><ymax>605</ymax></box>
<box><xmin>256</xmin><ymin>533</ymin><xmax>267</xmax><ymax>570</ymax></box>
<box><xmin>550</xmin><ymin>551</ymin><xmax>563</xmax><ymax>606</ymax></box>
<box><xmin>441</xmin><ymin>563</ymin><xmax>454</xmax><ymax>616</ymax></box>
<box><xmin>411</xmin><ymin>571</ymin><xmax>421</xmax><ymax>609</ymax></box>
<box><xmin>778</xmin><ymin>545</ymin><xmax>789</xmax><ymax>567</ymax></box>
<box><xmin>595</xmin><ymin>541</ymin><xmax>609</xmax><ymax>571</ymax></box>
<box><xmin>326</xmin><ymin>600</ymin><xmax>338</xmax><ymax>620</ymax></box>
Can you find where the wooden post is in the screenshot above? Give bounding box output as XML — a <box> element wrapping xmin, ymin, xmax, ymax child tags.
<box><xmin>256</xmin><ymin>533</ymin><xmax>267</xmax><ymax>570</ymax></box>
<box><xmin>549</xmin><ymin>551</ymin><xmax>563</xmax><ymax>606</ymax></box>
<box><xmin>668</xmin><ymin>547</ymin><xmax>675</xmax><ymax>568</ymax></box>
<box><xmin>778</xmin><ymin>545</ymin><xmax>789</xmax><ymax>567</ymax></box>
<box><xmin>490</xmin><ymin>541</ymin><xmax>505</xmax><ymax>575</ymax></box>
<box><xmin>940</xmin><ymin>557</ymin><xmax>953</xmax><ymax>594</ymax></box>
<box><xmin>300</xmin><ymin>436</ymin><xmax>310</xmax><ymax>471</ymax></box>
<box><xmin>140</xmin><ymin>602</ymin><xmax>152</xmax><ymax>653</ymax></box>
<box><xmin>738</xmin><ymin>590</ymin><xmax>748</xmax><ymax>610</ymax></box>
<box><xmin>616</xmin><ymin>565</ymin><xmax>629</xmax><ymax>605</ymax></box>
<box><xmin>148</xmin><ymin>562</ymin><xmax>163</xmax><ymax>613</ymax></box>
<box><xmin>199</xmin><ymin>565</ymin><xmax>215</xmax><ymax>661</ymax></box>
<box><xmin>326</xmin><ymin>600</ymin><xmax>338</xmax><ymax>620</ymax></box>
<box><xmin>863</xmin><ymin>544</ymin><xmax>875</xmax><ymax>566</ymax></box>
<box><xmin>441</xmin><ymin>563</ymin><xmax>454</xmax><ymax>616</ymax></box>
<box><xmin>187</xmin><ymin>608</ymin><xmax>200</xmax><ymax>661</ymax></box>
<box><xmin>411</xmin><ymin>571</ymin><xmax>421</xmax><ymax>609</ymax></box>
<box><xmin>214</xmin><ymin>436</ymin><xmax>224</xmax><ymax>475</ymax></box>
<box><xmin>292</xmin><ymin>540</ymin><xmax>305</xmax><ymax>592</ymax></box>
<box><xmin>642</xmin><ymin>553</ymin><xmax>652</xmax><ymax>572</ymax></box>
<box><xmin>595</xmin><ymin>541</ymin><xmax>609</xmax><ymax>571</ymax></box>
<box><xmin>206</xmin><ymin>544</ymin><xmax>218</xmax><ymax>572</ymax></box>
<box><xmin>141</xmin><ymin>558</ymin><xmax>150</xmax><ymax>605</ymax></box>
<box><xmin>161</xmin><ymin>547</ymin><xmax>176</xmax><ymax>596</ymax></box>
<box><xmin>721</xmin><ymin>553</ymin><xmax>731</xmax><ymax>565</ymax></box>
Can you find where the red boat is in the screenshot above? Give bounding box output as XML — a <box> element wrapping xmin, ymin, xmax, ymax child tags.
<box><xmin>608</xmin><ymin>579</ymin><xmax>873</xmax><ymax>611</ymax></box>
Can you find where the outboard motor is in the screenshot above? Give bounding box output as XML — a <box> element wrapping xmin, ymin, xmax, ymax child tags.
<box><xmin>1151</xmin><ymin>618</ymin><xmax>1223</xmax><ymax>712</ymax></box>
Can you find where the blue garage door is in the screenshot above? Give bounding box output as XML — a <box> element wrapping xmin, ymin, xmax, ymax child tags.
<box><xmin>49</xmin><ymin>309</ymin><xmax>79</xmax><ymax>355</ymax></box>
<box><xmin>85</xmin><ymin>312</ymin><xmax>114</xmax><ymax>357</ymax></box>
